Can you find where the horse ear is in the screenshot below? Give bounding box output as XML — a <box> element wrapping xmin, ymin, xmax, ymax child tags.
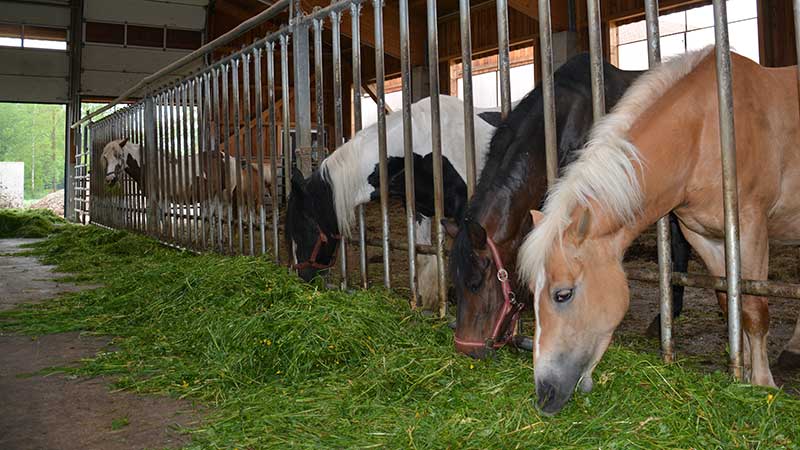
<box><xmin>291</xmin><ymin>167</ymin><xmax>305</xmax><ymax>194</ymax></box>
<box><xmin>465</xmin><ymin>220</ymin><xmax>487</xmax><ymax>250</ymax></box>
<box><xmin>530</xmin><ymin>210</ymin><xmax>545</xmax><ymax>227</ymax></box>
<box><xmin>118</xmin><ymin>138</ymin><xmax>129</xmax><ymax>149</ymax></box>
<box><xmin>568</xmin><ymin>208</ymin><xmax>592</xmax><ymax>245</ymax></box>
<box><xmin>441</xmin><ymin>218</ymin><xmax>459</xmax><ymax>238</ymax></box>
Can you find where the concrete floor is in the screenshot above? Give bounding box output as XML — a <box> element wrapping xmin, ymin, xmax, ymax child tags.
<box><xmin>0</xmin><ymin>238</ymin><xmax>200</xmax><ymax>450</ymax></box>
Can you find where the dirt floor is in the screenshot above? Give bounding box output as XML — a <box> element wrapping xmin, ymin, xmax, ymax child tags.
<box><xmin>326</xmin><ymin>199</ymin><xmax>800</xmax><ymax>393</ymax></box>
<box><xmin>0</xmin><ymin>238</ymin><xmax>201</xmax><ymax>450</ymax></box>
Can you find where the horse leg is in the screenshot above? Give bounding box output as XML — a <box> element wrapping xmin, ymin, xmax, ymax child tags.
<box><xmin>415</xmin><ymin>216</ymin><xmax>438</xmax><ymax>311</ymax></box>
<box><xmin>646</xmin><ymin>214</ymin><xmax>692</xmax><ymax>337</ymax></box>
<box><xmin>778</xmin><ymin>314</ymin><xmax>800</xmax><ymax>369</ymax></box>
<box><xmin>679</xmin><ymin>221</ymin><xmax>775</xmax><ymax>387</ymax></box>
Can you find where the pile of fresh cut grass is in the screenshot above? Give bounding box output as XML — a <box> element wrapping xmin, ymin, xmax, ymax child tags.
<box><xmin>2</xmin><ymin>224</ymin><xmax>800</xmax><ymax>449</ymax></box>
<box><xmin>0</xmin><ymin>208</ymin><xmax>64</xmax><ymax>239</ymax></box>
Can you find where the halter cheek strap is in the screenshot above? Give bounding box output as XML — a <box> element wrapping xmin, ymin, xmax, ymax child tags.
<box><xmin>292</xmin><ymin>227</ymin><xmax>341</xmax><ymax>271</ymax></box>
<box><xmin>453</xmin><ymin>237</ymin><xmax>525</xmax><ymax>350</ymax></box>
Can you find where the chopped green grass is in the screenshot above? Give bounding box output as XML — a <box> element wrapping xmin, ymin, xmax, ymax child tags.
<box><xmin>2</xmin><ymin>224</ymin><xmax>800</xmax><ymax>448</ymax></box>
<box><xmin>0</xmin><ymin>208</ymin><xmax>64</xmax><ymax>238</ymax></box>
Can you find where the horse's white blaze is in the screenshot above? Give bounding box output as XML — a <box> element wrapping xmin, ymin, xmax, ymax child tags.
<box><xmin>321</xmin><ymin>95</ymin><xmax>499</xmax><ymax>237</ymax></box>
<box><xmin>533</xmin><ymin>267</ymin><xmax>545</xmax><ymax>361</ymax></box>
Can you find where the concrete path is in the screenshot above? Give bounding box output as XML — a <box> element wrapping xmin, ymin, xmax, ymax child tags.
<box><xmin>0</xmin><ymin>238</ymin><xmax>201</xmax><ymax>450</ymax></box>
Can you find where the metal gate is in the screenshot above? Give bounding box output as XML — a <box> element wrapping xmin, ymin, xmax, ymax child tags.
<box><xmin>70</xmin><ymin>0</ymin><xmax>800</xmax><ymax>382</ymax></box>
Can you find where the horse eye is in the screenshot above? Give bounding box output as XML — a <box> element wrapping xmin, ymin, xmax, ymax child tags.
<box><xmin>553</xmin><ymin>288</ymin><xmax>574</xmax><ymax>304</ymax></box>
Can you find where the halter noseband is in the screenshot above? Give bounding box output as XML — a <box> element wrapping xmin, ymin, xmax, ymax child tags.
<box><xmin>292</xmin><ymin>226</ymin><xmax>341</xmax><ymax>271</ymax></box>
<box><xmin>454</xmin><ymin>237</ymin><xmax>525</xmax><ymax>350</ymax></box>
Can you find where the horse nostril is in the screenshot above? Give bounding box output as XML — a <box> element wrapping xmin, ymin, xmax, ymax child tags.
<box><xmin>536</xmin><ymin>380</ymin><xmax>557</xmax><ymax>409</ymax></box>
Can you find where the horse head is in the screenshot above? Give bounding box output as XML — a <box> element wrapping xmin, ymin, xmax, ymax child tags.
<box><xmin>523</xmin><ymin>207</ymin><xmax>629</xmax><ymax>416</ymax></box>
<box><xmin>285</xmin><ymin>167</ymin><xmax>341</xmax><ymax>282</ymax></box>
<box><xmin>100</xmin><ymin>138</ymin><xmax>129</xmax><ymax>185</ymax></box>
<box><xmin>447</xmin><ymin>213</ymin><xmax>533</xmax><ymax>360</ymax></box>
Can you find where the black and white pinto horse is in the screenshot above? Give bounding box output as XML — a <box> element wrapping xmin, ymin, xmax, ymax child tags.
<box><xmin>286</xmin><ymin>95</ymin><xmax>502</xmax><ymax>309</ymax></box>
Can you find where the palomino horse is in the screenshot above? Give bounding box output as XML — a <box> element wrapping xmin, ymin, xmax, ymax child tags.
<box><xmin>100</xmin><ymin>138</ymin><xmax>272</xmax><ymax>208</ymax></box>
<box><xmin>286</xmin><ymin>95</ymin><xmax>501</xmax><ymax>310</ymax></box>
<box><xmin>518</xmin><ymin>48</ymin><xmax>800</xmax><ymax>415</ymax></box>
<box><xmin>444</xmin><ymin>53</ymin><xmax>691</xmax><ymax>359</ymax></box>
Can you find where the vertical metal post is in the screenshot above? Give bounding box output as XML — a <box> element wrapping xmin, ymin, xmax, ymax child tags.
<box><xmin>267</xmin><ymin>41</ymin><xmax>281</xmax><ymax>262</ymax></box>
<box><xmin>586</xmin><ymin>0</ymin><xmax>606</xmax><ymax>119</ymax></box>
<box><xmin>794</xmin><ymin>0</ymin><xmax>800</xmax><ymax>104</ymax></box>
<box><xmin>373</xmin><ymin>0</ymin><xmax>391</xmax><ymax>288</ymax></box>
<box><xmin>211</xmin><ymin>70</ymin><xmax>226</xmax><ymax>251</ymax></box>
<box><xmin>242</xmin><ymin>54</ymin><xmax>257</xmax><ymax>256</ymax></box>
<box><xmin>712</xmin><ymin>0</ymin><xmax>743</xmax><ymax>381</ymax></box>
<box><xmin>222</xmin><ymin>65</ymin><xmax>235</xmax><ymax>253</ymax></box>
<box><xmin>427</xmin><ymin>0</ymin><xmax>447</xmax><ymax>316</ymax></box>
<box><xmin>459</xmin><ymin>0</ymin><xmax>477</xmax><ymax>197</ymax></box>
<box><xmin>643</xmin><ymin>0</ymin><xmax>675</xmax><ymax>364</ymax></box>
<box><xmin>538</xmin><ymin>0</ymin><xmax>559</xmax><ymax>187</ymax></box>
<box><xmin>313</xmin><ymin>17</ymin><xmax>325</xmax><ymax>169</ymax></box>
<box><xmin>294</xmin><ymin>7</ymin><xmax>313</xmax><ymax>177</ymax></box>
<box><xmin>496</xmin><ymin>0</ymin><xmax>511</xmax><ymax>118</ymax></box>
<box><xmin>253</xmin><ymin>48</ymin><xmax>268</xmax><ymax>256</ymax></box>
<box><xmin>232</xmin><ymin>58</ymin><xmax>247</xmax><ymax>255</ymax></box>
<box><xmin>399</xmin><ymin>0</ymin><xmax>418</xmax><ymax>305</ymax></box>
<box><xmin>197</xmin><ymin>76</ymin><xmax>210</xmax><ymax>249</ymax></box>
<box><xmin>351</xmin><ymin>1</ymin><xmax>368</xmax><ymax>289</ymax></box>
<box><xmin>280</xmin><ymin>34</ymin><xmax>292</xmax><ymax>201</ymax></box>
<box><xmin>331</xmin><ymin>11</ymin><xmax>348</xmax><ymax>288</ymax></box>
<box><xmin>168</xmin><ymin>88</ymin><xmax>179</xmax><ymax>241</ymax></box>
<box><xmin>187</xmin><ymin>81</ymin><xmax>200</xmax><ymax>247</ymax></box>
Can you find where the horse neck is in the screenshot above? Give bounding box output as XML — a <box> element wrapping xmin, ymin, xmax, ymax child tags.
<box><xmin>600</xmin><ymin>85</ymin><xmax>706</xmax><ymax>254</ymax></box>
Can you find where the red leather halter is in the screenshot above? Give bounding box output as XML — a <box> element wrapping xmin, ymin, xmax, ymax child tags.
<box><xmin>454</xmin><ymin>237</ymin><xmax>525</xmax><ymax>349</ymax></box>
<box><xmin>292</xmin><ymin>227</ymin><xmax>340</xmax><ymax>271</ymax></box>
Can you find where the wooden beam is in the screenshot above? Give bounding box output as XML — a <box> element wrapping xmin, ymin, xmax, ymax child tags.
<box><xmin>507</xmin><ymin>0</ymin><xmax>570</xmax><ymax>31</ymax></box>
<box><xmin>301</xmin><ymin>0</ymin><xmax>426</xmax><ymax>66</ymax></box>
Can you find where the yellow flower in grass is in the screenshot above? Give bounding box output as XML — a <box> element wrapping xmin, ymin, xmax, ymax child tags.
<box><xmin>181</xmin><ymin>380</ymin><xmax>189</xmax><ymax>389</ymax></box>
<box><xmin>767</xmin><ymin>393</ymin><xmax>776</xmax><ymax>405</ymax></box>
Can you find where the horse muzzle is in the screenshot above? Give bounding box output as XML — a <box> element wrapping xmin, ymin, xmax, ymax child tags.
<box><xmin>534</xmin><ymin>361</ymin><xmax>584</xmax><ymax>416</ymax></box>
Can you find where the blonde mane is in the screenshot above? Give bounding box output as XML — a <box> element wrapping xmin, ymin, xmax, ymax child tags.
<box><xmin>517</xmin><ymin>47</ymin><xmax>713</xmax><ymax>286</ymax></box>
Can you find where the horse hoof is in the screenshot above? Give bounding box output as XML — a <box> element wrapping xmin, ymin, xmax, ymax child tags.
<box><xmin>644</xmin><ymin>315</ymin><xmax>661</xmax><ymax>339</ymax></box>
<box><xmin>777</xmin><ymin>350</ymin><xmax>800</xmax><ymax>370</ymax></box>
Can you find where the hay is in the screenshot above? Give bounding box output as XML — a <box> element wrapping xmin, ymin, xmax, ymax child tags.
<box><xmin>2</xmin><ymin>224</ymin><xmax>800</xmax><ymax>448</ymax></box>
<box><xmin>0</xmin><ymin>208</ymin><xmax>64</xmax><ymax>238</ymax></box>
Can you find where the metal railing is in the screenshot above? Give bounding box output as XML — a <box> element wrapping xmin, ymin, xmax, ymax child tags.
<box><xmin>70</xmin><ymin>0</ymin><xmax>800</xmax><ymax>383</ymax></box>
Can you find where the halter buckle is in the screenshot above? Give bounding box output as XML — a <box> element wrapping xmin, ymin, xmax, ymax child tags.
<box><xmin>497</xmin><ymin>268</ymin><xmax>509</xmax><ymax>282</ymax></box>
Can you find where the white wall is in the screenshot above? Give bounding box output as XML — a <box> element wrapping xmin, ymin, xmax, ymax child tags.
<box><xmin>0</xmin><ymin>162</ymin><xmax>25</xmax><ymax>208</ymax></box>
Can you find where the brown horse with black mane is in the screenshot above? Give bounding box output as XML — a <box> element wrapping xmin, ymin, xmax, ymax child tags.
<box><xmin>519</xmin><ymin>48</ymin><xmax>800</xmax><ymax>415</ymax></box>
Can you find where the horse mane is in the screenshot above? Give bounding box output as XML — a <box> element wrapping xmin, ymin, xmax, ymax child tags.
<box><xmin>517</xmin><ymin>46</ymin><xmax>713</xmax><ymax>285</ymax></box>
<box><xmin>320</xmin><ymin>122</ymin><xmax>376</xmax><ymax>237</ymax></box>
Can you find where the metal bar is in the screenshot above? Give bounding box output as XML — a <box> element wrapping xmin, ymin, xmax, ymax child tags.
<box><xmin>232</xmin><ymin>58</ymin><xmax>246</xmax><ymax>255</ymax></box>
<box><xmin>427</xmin><ymin>0</ymin><xmax>446</xmax><ymax>316</ymax></box>
<box><xmin>373</xmin><ymin>0</ymin><xmax>391</xmax><ymax>289</ymax></box>
<box><xmin>280</xmin><ymin>34</ymin><xmax>292</xmax><ymax>202</ymax></box>
<box><xmin>313</xmin><ymin>17</ymin><xmax>325</xmax><ymax>171</ymax></box>
<box><xmin>155</xmin><ymin>94</ymin><xmax>166</xmax><ymax>238</ymax></box>
<box><xmin>399</xmin><ymin>0</ymin><xmax>418</xmax><ymax>306</ymax></box>
<box><xmin>221</xmin><ymin>64</ymin><xmax>235</xmax><ymax>254</ymax></box>
<box><xmin>266</xmin><ymin>42</ymin><xmax>281</xmax><ymax>263</ymax></box>
<box><xmin>168</xmin><ymin>89</ymin><xmax>179</xmax><ymax>241</ymax></box>
<box><xmin>193</xmin><ymin>77</ymin><xmax>207</xmax><ymax>249</ymax></box>
<box><xmin>210</xmin><ymin>70</ymin><xmax>225</xmax><ymax>251</ymax></box>
<box><xmin>72</xmin><ymin>0</ymin><xmax>290</xmax><ymax>128</ymax></box>
<box><xmin>496</xmin><ymin>0</ymin><xmax>511</xmax><ymax>118</ymax></box>
<box><xmin>331</xmin><ymin>10</ymin><xmax>348</xmax><ymax>289</ymax></box>
<box><xmin>459</xmin><ymin>0</ymin><xmax>477</xmax><ymax>197</ymax></box>
<box><xmin>253</xmin><ymin>47</ymin><xmax>268</xmax><ymax>256</ymax></box>
<box><xmin>586</xmin><ymin>0</ymin><xmax>606</xmax><ymax>120</ymax></box>
<box><xmin>712</xmin><ymin>0</ymin><xmax>743</xmax><ymax>381</ymax></box>
<box><xmin>294</xmin><ymin>9</ymin><xmax>313</xmax><ymax>176</ymax></box>
<box><xmin>187</xmin><ymin>81</ymin><xmax>200</xmax><ymax>246</ymax></box>
<box><xmin>242</xmin><ymin>53</ymin><xmax>256</xmax><ymax>256</ymax></box>
<box><xmin>627</xmin><ymin>269</ymin><xmax>800</xmax><ymax>300</ymax></box>
<box><xmin>351</xmin><ymin>1</ymin><xmax>368</xmax><ymax>290</ymax></box>
<box><xmin>643</xmin><ymin>0</ymin><xmax>674</xmax><ymax>364</ymax></box>
<box><xmin>538</xmin><ymin>0</ymin><xmax>558</xmax><ymax>187</ymax></box>
<box><xmin>181</xmin><ymin>83</ymin><xmax>193</xmax><ymax>245</ymax></box>
<box><xmin>178</xmin><ymin>87</ymin><xmax>188</xmax><ymax>241</ymax></box>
